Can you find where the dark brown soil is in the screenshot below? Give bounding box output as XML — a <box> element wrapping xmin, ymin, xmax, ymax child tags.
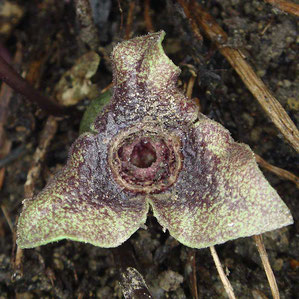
<box><xmin>0</xmin><ymin>0</ymin><xmax>298</xmax><ymax>298</ymax></box>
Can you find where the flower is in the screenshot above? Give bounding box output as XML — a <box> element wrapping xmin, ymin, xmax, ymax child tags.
<box><xmin>17</xmin><ymin>31</ymin><xmax>293</xmax><ymax>249</ymax></box>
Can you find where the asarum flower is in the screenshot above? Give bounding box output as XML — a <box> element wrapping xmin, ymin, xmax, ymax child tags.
<box><xmin>17</xmin><ymin>31</ymin><xmax>293</xmax><ymax>249</ymax></box>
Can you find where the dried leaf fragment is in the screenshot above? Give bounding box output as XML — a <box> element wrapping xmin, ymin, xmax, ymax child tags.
<box><xmin>55</xmin><ymin>51</ymin><xmax>100</xmax><ymax>106</ymax></box>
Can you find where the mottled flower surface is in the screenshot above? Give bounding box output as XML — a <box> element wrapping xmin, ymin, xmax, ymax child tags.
<box><xmin>17</xmin><ymin>31</ymin><xmax>293</xmax><ymax>249</ymax></box>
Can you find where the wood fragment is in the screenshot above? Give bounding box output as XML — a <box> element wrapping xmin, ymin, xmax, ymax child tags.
<box><xmin>210</xmin><ymin>246</ymin><xmax>236</xmax><ymax>299</ymax></box>
<box><xmin>264</xmin><ymin>0</ymin><xmax>299</xmax><ymax>17</ymax></box>
<box><xmin>74</xmin><ymin>0</ymin><xmax>100</xmax><ymax>50</ymax></box>
<box><xmin>24</xmin><ymin>116</ymin><xmax>58</xmax><ymax>198</ymax></box>
<box><xmin>11</xmin><ymin>216</ymin><xmax>23</xmax><ymax>281</ymax></box>
<box><xmin>144</xmin><ymin>0</ymin><xmax>154</xmax><ymax>32</ymax></box>
<box><xmin>176</xmin><ymin>0</ymin><xmax>299</xmax><ymax>153</ymax></box>
<box><xmin>125</xmin><ymin>1</ymin><xmax>136</xmax><ymax>40</ymax></box>
<box><xmin>260</xmin><ymin>17</ymin><xmax>274</xmax><ymax>36</ymax></box>
<box><xmin>255</xmin><ymin>154</ymin><xmax>299</xmax><ymax>188</ymax></box>
<box><xmin>101</xmin><ymin>82</ymin><xmax>113</xmax><ymax>94</ymax></box>
<box><xmin>177</xmin><ymin>0</ymin><xmax>203</xmax><ymax>43</ymax></box>
<box><xmin>0</xmin><ymin>168</ymin><xmax>4</xmax><ymax>189</ymax></box>
<box><xmin>253</xmin><ymin>235</ymin><xmax>280</xmax><ymax>299</ymax></box>
<box><xmin>188</xmin><ymin>249</ymin><xmax>199</xmax><ymax>299</ymax></box>
<box><xmin>118</xmin><ymin>0</ymin><xmax>124</xmax><ymax>32</ymax></box>
<box><xmin>0</xmin><ymin>45</ymin><xmax>22</xmax><ymax>234</ymax></box>
<box><xmin>186</xmin><ymin>74</ymin><xmax>196</xmax><ymax>99</ymax></box>
<box><xmin>1</xmin><ymin>205</ymin><xmax>13</xmax><ymax>232</ymax></box>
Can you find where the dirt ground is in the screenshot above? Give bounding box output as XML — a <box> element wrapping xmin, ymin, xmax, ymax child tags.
<box><xmin>0</xmin><ymin>0</ymin><xmax>298</xmax><ymax>298</ymax></box>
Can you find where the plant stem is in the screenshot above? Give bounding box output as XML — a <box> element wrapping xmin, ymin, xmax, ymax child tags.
<box><xmin>264</xmin><ymin>0</ymin><xmax>299</xmax><ymax>17</ymax></box>
<box><xmin>210</xmin><ymin>246</ymin><xmax>236</xmax><ymax>299</ymax></box>
<box><xmin>0</xmin><ymin>55</ymin><xmax>67</xmax><ymax>116</ymax></box>
<box><xmin>254</xmin><ymin>235</ymin><xmax>280</xmax><ymax>299</ymax></box>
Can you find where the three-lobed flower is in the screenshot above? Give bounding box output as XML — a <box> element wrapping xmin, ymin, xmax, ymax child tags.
<box><xmin>17</xmin><ymin>32</ymin><xmax>293</xmax><ymax>250</ymax></box>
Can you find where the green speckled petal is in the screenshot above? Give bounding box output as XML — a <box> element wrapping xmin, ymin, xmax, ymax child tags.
<box><xmin>17</xmin><ymin>31</ymin><xmax>293</xmax><ymax>251</ymax></box>
<box><xmin>17</xmin><ymin>133</ymin><xmax>148</xmax><ymax>248</ymax></box>
<box><xmin>92</xmin><ymin>31</ymin><xmax>198</xmax><ymax>132</ymax></box>
<box><xmin>150</xmin><ymin>114</ymin><xmax>293</xmax><ymax>249</ymax></box>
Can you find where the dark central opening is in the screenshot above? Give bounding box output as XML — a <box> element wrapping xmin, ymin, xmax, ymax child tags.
<box><xmin>130</xmin><ymin>140</ymin><xmax>157</xmax><ymax>168</ymax></box>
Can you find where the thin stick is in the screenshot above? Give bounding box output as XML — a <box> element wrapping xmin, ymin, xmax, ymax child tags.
<box><xmin>177</xmin><ymin>0</ymin><xmax>203</xmax><ymax>43</ymax></box>
<box><xmin>186</xmin><ymin>75</ymin><xmax>196</xmax><ymax>99</ymax></box>
<box><xmin>210</xmin><ymin>246</ymin><xmax>236</xmax><ymax>299</ymax></box>
<box><xmin>0</xmin><ymin>55</ymin><xmax>67</xmax><ymax>116</ymax></box>
<box><xmin>144</xmin><ymin>0</ymin><xmax>154</xmax><ymax>32</ymax></box>
<box><xmin>253</xmin><ymin>235</ymin><xmax>280</xmax><ymax>299</ymax></box>
<box><xmin>101</xmin><ymin>82</ymin><xmax>113</xmax><ymax>94</ymax></box>
<box><xmin>1</xmin><ymin>205</ymin><xmax>13</xmax><ymax>232</ymax></box>
<box><xmin>118</xmin><ymin>0</ymin><xmax>124</xmax><ymax>32</ymax></box>
<box><xmin>74</xmin><ymin>0</ymin><xmax>100</xmax><ymax>50</ymax></box>
<box><xmin>0</xmin><ymin>168</ymin><xmax>4</xmax><ymax>189</ymax></box>
<box><xmin>255</xmin><ymin>154</ymin><xmax>299</xmax><ymax>188</ymax></box>
<box><xmin>24</xmin><ymin>115</ymin><xmax>58</xmax><ymax>198</ymax></box>
<box><xmin>188</xmin><ymin>249</ymin><xmax>199</xmax><ymax>299</ymax></box>
<box><xmin>11</xmin><ymin>216</ymin><xmax>23</xmax><ymax>281</ymax></box>
<box><xmin>264</xmin><ymin>0</ymin><xmax>299</xmax><ymax>17</ymax></box>
<box><xmin>125</xmin><ymin>1</ymin><xmax>136</xmax><ymax>40</ymax></box>
<box><xmin>0</xmin><ymin>45</ymin><xmax>21</xmax><ymax>235</ymax></box>
<box><xmin>176</xmin><ymin>0</ymin><xmax>299</xmax><ymax>153</ymax></box>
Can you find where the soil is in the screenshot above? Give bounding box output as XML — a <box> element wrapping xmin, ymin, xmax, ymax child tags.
<box><xmin>0</xmin><ymin>0</ymin><xmax>298</xmax><ymax>298</ymax></box>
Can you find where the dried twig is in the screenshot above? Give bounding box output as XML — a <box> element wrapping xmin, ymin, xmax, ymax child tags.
<box><xmin>177</xmin><ymin>0</ymin><xmax>203</xmax><ymax>43</ymax></box>
<box><xmin>264</xmin><ymin>0</ymin><xmax>299</xmax><ymax>17</ymax></box>
<box><xmin>125</xmin><ymin>1</ymin><xmax>136</xmax><ymax>40</ymax></box>
<box><xmin>24</xmin><ymin>116</ymin><xmax>58</xmax><ymax>197</ymax></box>
<box><xmin>210</xmin><ymin>246</ymin><xmax>236</xmax><ymax>299</ymax></box>
<box><xmin>186</xmin><ymin>74</ymin><xmax>197</xmax><ymax>99</ymax></box>
<box><xmin>0</xmin><ymin>168</ymin><xmax>4</xmax><ymax>189</ymax></box>
<box><xmin>11</xmin><ymin>216</ymin><xmax>23</xmax><ymax>282</ymax></box>
<box><xmin>260</xmin><ymin>17</ymin><xmax>274</xmax><ymax>35</ymax></box>
<box><xmin>101</xmin><ymin>82</ymin><xmax>113</xmax><ymax>94</ymax></box>
<box><xmin>255</xmin><ymin>154</ymin><xmax>299</xmax><ymax>188</ymax></box>
<box><xmin>118</xmin><ymin>0</ymin><xmax>124</xmax><ymax>32</ymax></box>
<box><xmin>1</xmin><ymin>205</ymin><xmax>13</xmax><ymax>232</ymax></box>
<box><xmin>144</xmin><ymin>0</ymin><xmax>154</xmax><ymax>32</ymax></box>
<box><xmin>0</xmin><ymin>44</ymin><xmax>22</xmax><ymax>234</ymax></box>
<box><xmin>188</xmin><ymin>249</ymin><xmax>199</xmax><ymax>299</ymax></box>
<box><xmin>176</xmin><ymin>0</ymin><xmax>299</xmax><ymax>153</ymax></box>
<box><xmin>253</xmin><ymin>235</ymin><xmax>280</xmax><ymax>299</ymax></box>
<box><xmin>74</xmin><ymin>0</ymin><xmax>100</xmax><ymax>50</ymax></box>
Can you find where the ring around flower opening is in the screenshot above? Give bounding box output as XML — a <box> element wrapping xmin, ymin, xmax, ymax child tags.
<box><xmin>108</xmin><ymin>124</ymin><xmax>183</xmax><ymax>193</ymax></box>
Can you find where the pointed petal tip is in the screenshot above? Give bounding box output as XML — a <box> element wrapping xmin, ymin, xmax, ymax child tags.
<box><xmin>16</xmin><ymin>134</ymin><xmax>149</xmax><ymax>249</ymax></box>
<box><xmin>149</xmin><ymin>115</ymin><xmax>294</xmax><ymax>250</ymax></box>
<box><xmin>111</xmin><ymin>31</ymin><xmax>180</xmax><ymax>87</ymax></box>
<box><xmin>17</xmin><ymin>202</ymin><xmax>149</xmax><ymax>249</ymax></box>
<box><xmin>152</xmin><ymin>200</ymin><xmax>293</xmax><ymax>250</ymax></box>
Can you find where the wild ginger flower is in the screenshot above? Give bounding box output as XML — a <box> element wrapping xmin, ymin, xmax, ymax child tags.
<box><xmin>17</xmin><ymin>31</ymin><xmax>293</xmax><ymax>249</ymax></box>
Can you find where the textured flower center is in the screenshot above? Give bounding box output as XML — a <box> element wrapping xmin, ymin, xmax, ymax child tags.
<box><xmin>130</xmin><ymin>140</ymin><xmax>157</xmax><ymax>168</ymax></box>
<box><xmin>108</xmin><ymin>126</ymin><xmax>182</xmax><ymax>193</ymax></box>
